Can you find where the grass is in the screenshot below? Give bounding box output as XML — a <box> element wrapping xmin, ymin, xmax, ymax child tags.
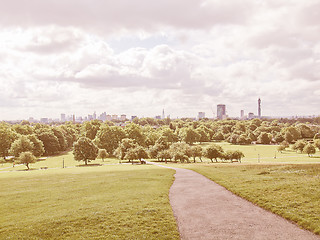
<box><xmin>0</xmin><ymin>151</ymin><xmax>121</xmax><ymax>172</ymax></box>
<box><xmin>0</xmin><ymin>164</ymin><xmax>179</xmax><ymax>239</ymax></box>
<box><xmin>197</xmin><ymin>142</ymin><xmax>320</xmax><ymax>163</ymax></box>
<box><xmin>180</xmin><ymin>163</ymin><xmax>320</xmax><ymax>235</ymax></box>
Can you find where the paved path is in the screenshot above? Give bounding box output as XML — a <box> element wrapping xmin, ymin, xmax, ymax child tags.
<box><xmin>169</xmin><ymin>168</ymin><xmax>320</xmax><ymax>240</ymax></box>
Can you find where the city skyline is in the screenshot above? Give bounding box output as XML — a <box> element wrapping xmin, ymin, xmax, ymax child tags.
<box><xmin>0</xmin><ymin>1</ymin><xmax>320</xmax><ymax>120</ymax></box>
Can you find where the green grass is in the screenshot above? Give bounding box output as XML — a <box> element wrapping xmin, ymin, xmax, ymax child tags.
<box><xmin>198</xmin><ymin>142</ymin><xmax>320</xmax><ymax>163</ymax></box>
<box><xmin>0</xmin><ymin>151</ymin><xmax>121</xmax><ymax>172</ymax></box>
<box><xmin>181</xmin><ymin>163</ymin><xmax>320</xmax><ymax>235</ymax></box>
<box><xmin>0</xmin><ymin>164</ymin><xmax>179</xmax><ymax>239</ymax></box>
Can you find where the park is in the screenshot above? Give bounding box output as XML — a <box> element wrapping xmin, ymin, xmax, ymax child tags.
<box><xmin>1</xmin><ymin>118</ymin><xmax>320</xmax><ymax>239</ymax></box>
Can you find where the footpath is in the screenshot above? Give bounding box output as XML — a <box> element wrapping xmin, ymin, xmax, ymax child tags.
<box><xmin>160</xmin><ymin>164</ymin><xmax>320</xmax><ymax>240</ymax></box>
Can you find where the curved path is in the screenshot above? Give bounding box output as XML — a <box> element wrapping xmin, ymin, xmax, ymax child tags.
<box><xmin>168</xmin><ymin>167</ymin><xmax>319</xmax><ymax>240</ymax></box>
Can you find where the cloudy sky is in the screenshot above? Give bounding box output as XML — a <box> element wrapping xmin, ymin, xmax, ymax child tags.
<box><xmin>0</xmin><ymin>0</ymin><xmax>319</xmax><ymax>120</ymax></box>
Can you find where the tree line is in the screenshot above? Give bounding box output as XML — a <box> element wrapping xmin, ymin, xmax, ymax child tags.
<box><xmin>1</xmin><ymin>117</ymin><xmax>319</xmax><ymax>168</ymax></box>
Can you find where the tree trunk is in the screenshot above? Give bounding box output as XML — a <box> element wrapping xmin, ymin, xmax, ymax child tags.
<box><xmin>26</xmin><ymin>163</ymin><xmax>29</xmax><ymax>170</ymax></box>
<box><xmin>85</xmin><ymin>159</ymin><xmax>88</xmax><ymax>165</ymax></box>
<box><xmin>210</xmin><ymin>159</ymin><xmax>213</xmax><ymax>163</ymax></box>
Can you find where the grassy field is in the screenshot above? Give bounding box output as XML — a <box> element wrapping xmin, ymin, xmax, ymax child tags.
<box><xmin>0</xmin><ymin>164</ymin><xmax>179</xmax><ymax>239</ymax></box>
<box><xmin>180</xmin><ymin>163</ymin><xmax>320</xmax><ymax>235</ymax></box>
<box><xmin>197</xmin><ymin>142</ymin><xmax>320</xmax><ymax>163</ymax></box>
<box><xmin>0</xmin><ymin>151</ymin><xmax>121</xmax><ymax>172</ymax></box>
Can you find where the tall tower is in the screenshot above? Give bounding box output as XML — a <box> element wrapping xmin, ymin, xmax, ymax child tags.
<box><xmin>217</xmin><ymin>104</ymin><xmax>226</xmax><ymax>120</ymax></box>
<box><xmin>162</xmin><ymin>109</ymin><xmax>165</xmax><ymax>119</ymax></box>
<box><xmin>258</xmin><ymin>98</ymin><xmax>261</xmax><ymax>118</ymax></box>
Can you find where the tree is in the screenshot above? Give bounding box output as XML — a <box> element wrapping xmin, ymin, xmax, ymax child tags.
<box><xmin>292</xmin><ymin>140</ymin><xmax>307</xmax><ymax>153</ymax></box>
<box><xmin>52</xmin><ymin>128</ymin><xmax>67</xmax><ymax>151</ymax></box>
<box><xmin>94</xmin><ymin>126</ymin><xmax>123</xmax><ymax>155</ymax></box>
<box><xmin>303</xmin><ymin>144</ymin><xmax>316</xmax><ymax>157</ymax></box>
<box><xmin>37</xmin><ymin>131</ymin><xmax>60</xmax><ymax>155</ymax></box>
<box><xmin>314</xmin><ymin>139</ymin><xmax>320</xmax><ymax>150</ymax></box>
<box><xmin>18</xmin><ymin>151</ymin><xmax>36</xmax><ymax>170</ymax></box>
<box><xmin>73</xmin><ymin>137</ymin><xmax>99</xmax><ymax>165</ymax></box>
<box><xmin>284</xmin><ymin>132</ymin><xmax>294</xmax><ymax>144</ymax></box>
<box><xmin>125</xmin><ymin>123</ymin><xmax>146</xmax><ymax>146</ymax></box>
<box><xmin>114</xmin><ymin>138</ymin><xmax>137</xmax><ymax>160</ymax></box>
<box><xmin>10</xmin><ymin>135</ymin><xmax>34</xmax><ymax>158</ymax></box>
<box><xmin>190</xmin><ymin>145</ymin><xmax>203</xmax><ymax>162</ymax></box>
<box><xmin>257</xmin><ymin>132</ymin><xmax>271</xmax><ymax>144</ymax></box>
<box><xmin>27</xmin><ymin>134</ymin><xmax>45</xmax><ymax>157</ymax></box>
<box><xmin>0</xmin><ymin>128</ymin><xmax>16</xmax><ymax>159</ymax></box>
<box><xmin>180</xmin><ymin>127</ymin><xmax>200</xmax><ymax>145</ymax></box>
<box><xmin>205</xmin><ymin>144</ymin><xmax>224</xmax><ymax>163</ymax></box>
<box><xmin>231</xmin><ymin>150</ymin><xmax>244</xmax><ymax>163</ymax></box>
<box><xmin>97</xmin><ymin>149</ymin><xmax>108</xmax><ymax>162</ymax></box>
<box><xmin>82</xmin><ymin>120</ymin><xmax>102</xmax><ymax>140</ymax></box>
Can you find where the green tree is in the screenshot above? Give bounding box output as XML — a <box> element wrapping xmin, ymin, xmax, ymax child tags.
<box><xmin>205</xmin><ymin>144</ymin><xmax>224</xmax><ymax>163</ymax></box>
<box><xmin>114</xmin><ymin>138</ymin><xmax>137</xmax><ymax>160</ymax></box>
<box><xmin>125</xmin><ymin>123</ymin><xmax>146</xmax><ymax>146</ymax></box>
<box><xmin>82</xmin><ymin>120</ymin><xmax>102</xmax><ymax>140</ymax></box>
<box><xmin>97</xmin><ymin>149</ymin><xmax>108</xmax><ymax>162</ymax></box>
<box><xmin>52</xmin><ymin>128</ymin><xmax>68</xmax><ymax>151</ymax></box>
<box><xmin>284</xmin><ymin>132</ymin><xmax>294</xmax><ymax>144</ymax></box>
<box><xmin>292</xmin><ymin>140</ymin><xmax>307</xmax><ymax>153</ymax></box>
<box><xmin>314</xmin><ymin>139</ymin><xmax>320</xmax><ymax>150</ymax></box>
<box><xmin>18</xmin><ymin>151</ymin><xmax>36</xmax><ymax>170</ymax></box>
<box><xmin>27</xmin><ymin>134</ymin><xmax>45</xmax><ymax>157</ymax></box>
<box><xmin>37</xmin><ymin>131</ymin><xmax>60</xmax><ymax>155</ymax></box>
<box><xmin>303</xmin><ymin>144</ymin><xmax>316</xmax><ymax>157</ymax></box>
<box><xmin>0</xmin><ymin>128</ymin><xmax>16</xmax><ymax>159</ymax></box>
<box><xmin>10</xmin><ymin>135</ymin><xmax>34</xmax><ymax>158</ymax></box>
<box><xmin>257</xmin><ymin>132</ymin><xmax>271</xmax><ymax>144</ymax></box>
<box><xmin>180</xmin><ymin>127</ymin><xmax>200</xmax><ymax>145</ymax></box>
<box><xmin>73</xmin><ymin>137</ymin><xmax>99</xmax><ymax>165</ymax></box>
<box><xmin>94</xmin><ymin>126</ymin><xmax>124</xmax><ymax>155</ymax></box>
<box><xmin>190</xmin><ymin>145</ymin><xmax>203</xmax><ymax>163</ymax></box>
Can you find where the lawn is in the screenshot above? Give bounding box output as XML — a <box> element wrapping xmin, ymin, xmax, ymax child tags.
<box><xmin>0</xmin><ymin>164</ymin><xmax>179</xmax><ymax>239</ymax></box>
<box><xmin>0</xmin><ymin>151</ymin><xmax>121</xmax><ymax>172</ymax></box>
<box><xmin>181</xmin><ymin>163</ymin><xmax>320</xmax><ymax>235</ymax></box>
<box><xmin>198</xmin><ymin>142</ymin><xmax>320</xmax><ymax>163</ymax></box>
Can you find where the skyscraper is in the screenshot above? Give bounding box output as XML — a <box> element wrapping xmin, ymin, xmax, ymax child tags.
<box><xmin>162</xmin><ymin>109</ymin><xmax>165</xmax><ymax>119</ymax></box>
<box><xmin>258</xmin><ymin>98</ymin><xmax>261</xmax><ymax>118</ymax></box>
<box><xmin>217</xmin><ymin>104</ymin><xmax>226</xmax><ymax>120</ymax></box>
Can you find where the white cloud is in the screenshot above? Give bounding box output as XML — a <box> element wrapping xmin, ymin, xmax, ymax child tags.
<box><xmin>0</xmin><ymin>1</ymin><xmax>319</xmax><ymax>120</ymax></box>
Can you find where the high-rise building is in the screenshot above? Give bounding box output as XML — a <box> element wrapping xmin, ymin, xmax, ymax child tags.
<box><xmin>217</xmin><ymin>104</ymin><xmax>226</xmax><ymax>120</ymax></box>
<box><xmin>162</xmin><ymin>109</ymin><xmax>165</xmax><ymax>119</ymax></box>
<box><xmin>120</xmin><ymin>114</ymin><xmax>126</xmax><ymax>121</ymax></box>
<box><xmin>258</xmin><ymin>98</ymin><xmax>261</xmax><ymax>118</ymax></box>
<box><xmin>60</xmin><ymin>113</ymin><xmax>66</xmax><ymax>122</ymax></box>
<box><xmin>240</xmin><ymin>110</ymin><xmax>244</xmax><ymax>119</ymax></box>
<box><xmin>198</xmin><ymin>112</ymin><xmax>205</xmax><ymax>119</ymax></box>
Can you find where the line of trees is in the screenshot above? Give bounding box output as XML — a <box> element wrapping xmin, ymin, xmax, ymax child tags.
<box><xmin>1</xmin><ymin>117</ymin><xmax>320</xmax><ymax>168</ymax></box>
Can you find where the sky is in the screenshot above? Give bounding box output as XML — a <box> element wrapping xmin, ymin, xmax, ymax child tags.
<box><xmin>0</xmin><ymin>0</ymin><xmax>319</xmax><ymax>120</ymax></box>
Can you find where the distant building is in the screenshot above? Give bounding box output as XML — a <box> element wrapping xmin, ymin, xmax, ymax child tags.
<box><xmin>162</xmin><ymin>109</ymin><xmax>165</xmax><ymax>119</ymax></box>
<box><xmin>155</xmin><ymin>115</ymin><xmax>161</xmax><ymax>120</ymax></box>
<box><xmin>258</xmin><ymin>98</ymin><xmax>261</xmax><ymax>118</ymax></box>
<box><xmin>217</xmin><ymin>104</ymin><xmax>226</xmax><ymax>120</ymax></box>
<box><xmin>40</xmin><ymin>118</ymin><xmax>48</xmax><ymax>123</ymax></box>
<box><xmin>88</xmin><ymin>114</ymin><xmax>93</xmax><ymax>121</ymax></box>
<box><xmin>198</xmin><ymin>112</ymin><xmax>205</xmax><ymax>120</ymax></box>
<box><xmin>131</xmin><ymin>116</ymin><xmax>138</xmax><ymax>121</ymax></box>
<box><xmin>248</xmin><ymin>112</ymin><xmax>255</xmax><ymax>119</ymax></box>
<box><xmin>120</xmin><ymin>114</ymin><xmax>126</xmax><ymax>121</ymax></box>
<box><xmin>61</xmin><ymin>113</ymin><xmax>66</xmax><ymax>122</ymax></box>
<box><xmin>240</xmin><ymin>110</ymin><xmax>244</xmax><ymax>120</ymax></box>
<box><xmin>99</xmin><ymin>112</ymin><xmax>107</xmax><ymax>121</ymax></box>
<box><xmin>106</xmin><ymin>115</ymin><xmax>112</xmax><ymax>121</ymax></box>
<box><xmin>93</xmin><ymin>111</ymin><xmax>97</xmax><ymax>120</ymax></box>
<box><xmin>112</xmin><ymin>115</ymin><xmax>118</xmax><ymax>120</ymax></box>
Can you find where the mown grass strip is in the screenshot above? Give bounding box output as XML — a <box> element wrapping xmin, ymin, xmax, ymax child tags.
<box><xmin>182</xmin><ymin>163</ymin><xmax>320</xmax><ymax>235</ymax></box>
<box><xmin>0</xmin><ymin>165</ymin><xmax>179</xmax><ymax>239</ymax></box>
